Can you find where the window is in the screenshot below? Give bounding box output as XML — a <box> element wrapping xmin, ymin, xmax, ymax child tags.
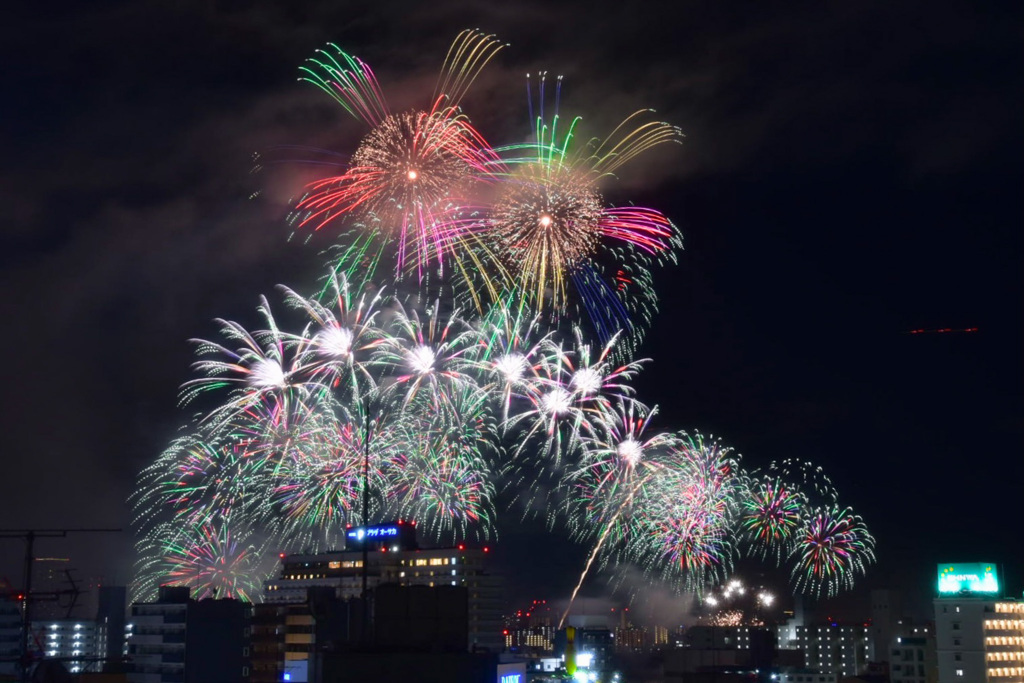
<box><xmin>952</xmin><ymin>622</ymin><xmax>961</xmax><ymax>630</ymax></box>
<box><xmin>955</xmin><ymin>669</ymin><xmax>963</xmax><ymax>677</ymax></box>
<box><xmin>955</xmin><ymin>653</ymin><xmax>961</xmax><ymax>661</ymax></box>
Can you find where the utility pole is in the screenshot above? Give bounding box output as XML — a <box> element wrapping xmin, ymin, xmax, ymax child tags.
<box><xmin>0</xmin><ymin>528</ymin><xmax>121</xmax><ymax>683</ymax></box>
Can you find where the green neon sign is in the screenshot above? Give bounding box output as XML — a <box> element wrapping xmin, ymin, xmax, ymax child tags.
<box><xmin>937</xmin><ymin>563</ymin><xmax>1000</xmax><ymax>595</ymax></box>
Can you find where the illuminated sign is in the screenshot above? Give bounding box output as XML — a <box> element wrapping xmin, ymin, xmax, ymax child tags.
<box><xmin>937</xmin><ymin>563</ymin><xmax>1000</xmax><ymax>595</ymax></box>
<box><xmin>346</xmin><ymin>525</ymin><xmax>399</xmax><ymax>541</ymax></box>
<box><xmin>497</xmin><ymin>661</ymin><xmax>526</xmax><ymax>683</ymax></box>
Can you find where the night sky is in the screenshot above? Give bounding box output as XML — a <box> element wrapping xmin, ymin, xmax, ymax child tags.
<box><xmin>2</xmin><ymin>1</ymin><xmax>1021</xmax><ymax>620</ymax></box>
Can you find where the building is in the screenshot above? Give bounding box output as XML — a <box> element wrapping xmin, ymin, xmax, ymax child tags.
<box><xmin>869</xmin><ymin>589</ymin><xmax>903</xmax><ymax>667</ymax></box>
<box><xmin>249</xmin><ymin>603</ymin><xmax>287</xmax><ymax>683</ymax></box>
<box><xmin>775</xmin><ymin>672</ymin><xmax>838</xmax><ymax>683</ymax></box>
<box><xmin>663</xmin><ymin>626</ymin><xmax>780</xmax><ymax>681</ymax></box>
<box><xmin>613</xmin><ymin>607</ymin><xmax>651</xmax><ymax>654</ymax></box>
<box><xmin>31</xmin><ymin>619</ymin><xmax>103</xmax><ymax>674</ymax></box>
<box><xmin>503</xmin><ymin>599</ymin><xmax>555</xmax><ymax>654</ymax></box>
<box><xmin>249</xmin><ymin>594</ymin><xmax>361</xmax><ymax>683</ymax></box>
<box><xmin>890</xmin><ymin>635</ymin><xmax>936</xmax><ymax>683</ymax></box>
<box><xmin>96</xmin><ymin>585</ymin><xmax>128</xmax><ymax>671</ymax></box>
<box><xmin>21</xmin><ymin>585</ymin><xmax>128</xmax><ymax>675</ymax></box>
<box><xmin>264</xmin><ymin>521</ymin><xmax>504</xmax><ymax>652</ymax></box>
<box><xmin>127</xmin><ymin>586</ymin><xmax>251</xmax><ymax>683</ymax></box>
<box><xmin>0</xmin><ymin>596</ymin><xmax>21</xmax><ymax>677</ymax></box>
<box><xmin>933</xmin><ymin>562</ymin><xmax>1024</xmax><ymax>682</ymax></box>
<box><xmin>789</xmin><ymin>623</ymin><xmax>873</xmax><ymax>677</ymax></box>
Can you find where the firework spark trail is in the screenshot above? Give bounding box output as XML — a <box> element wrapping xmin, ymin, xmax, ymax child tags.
<box><xmin>560</xmin><ymin>518</ymin><xmax>617</xmax><ymax>630</ymax></box>
<box><xmin>473</xmin><ymin>296</ymin><xmax>558</xmax><ymax>421</ymax></box>
<box><xmin>434</xmin><ymin>29</ymin><xmax>506</xmax><ymax>109</ymax></box>
<box><xmin>299</xmin><ymin>44</ymin><xmax>389</xmax><ymax>125</ymax></box>
<box><xmin>558</xmin><ymin>401</ymin><xmax>677</xmax><ymax>624</ymax></box>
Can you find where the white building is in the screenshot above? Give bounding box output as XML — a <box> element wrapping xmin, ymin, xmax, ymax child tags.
<box><xmin>791</xmin><ymin>624</ymin><xmax>873</xmax><ymax>677</ymax></box>
<box><xmin>31</xmin><ymin>619</ymin><xmax>103</xmax><ymax>674</ymax></box>
<box><xmin>934</xmin><ymin>598</ymin><xmax>1024</xmax><ymax>682</ymax></box>
<box><xmin>128</xmin><ymin>587</ymin><xmax>188</xmax><ymax>683</ymax></box>
<box><xmin>933</xmin><ymin>562</ymin><xmax>1024</xmax><ymax>682</ymax></box>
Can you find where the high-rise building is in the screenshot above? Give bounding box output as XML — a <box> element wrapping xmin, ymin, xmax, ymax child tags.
<box><xmin>933</xmin><ymin>562</ymin><xmax>1023</xmax><ymax>682</ymax></box>
<box><xmin>264</xmin><ymin>521</ymin><xmax>504</xmax><ymax>652</ymax></box>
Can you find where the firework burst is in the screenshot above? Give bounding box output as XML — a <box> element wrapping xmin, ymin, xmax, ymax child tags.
<box><xmin>626</xmin><ymin>432</ymin><xmax>742</xmax><ymax>592</ymax></box>
<box><xmin>132</xmin><ymin>31</ymin><xmax>876</xmax><ymax>610</ymax></box>
<box><xmin>740</xmin><ymin>474</ymin><xmax>806</xmax><ymax>563</ymax></box>
<box><xmin>134</xmin><ymin>516</ymin><xmax>268</xmax><ymax>602</ymax></box>
<box><xmin>488</xmin><ymin>75</ymin><xmax>682</xmax><ymax>319</ymax></box>
<box><xmin>296</xmin><ymin>31</ymin><xmax>506</xmax><ymax>291</ymax></box>
<box><xmin>385</xmin><ymin>386</ymin><xmax>498</xmax><ymax>541</ymax></box>
<box><xmin>790</xmin><ymin>505</ymin><xmax>876</xmax><ymax>597</ymax></box>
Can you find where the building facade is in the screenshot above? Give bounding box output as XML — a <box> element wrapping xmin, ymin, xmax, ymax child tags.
<box><xmin>264</xmin><ymin>521</ymin><xmax>504</xmax><ymax>652</ymax></box>
<box><xmin>31</xmin><ymin>619</ymin><xmax>103</xmax><ymax>674</ymax></box>
<box><xmin>933</xmin><ymin>562</ymin><xmax>1024</xmax><ymax>682</ymax></box>
<box><xmin>127</xmin><ymin>586</ymin><xmax>251</xmax><ymax>683</ymax></box>
<box><xmin>0</xmin><ymin>597</ymin><xmax>21</xmax><ymax>677</ymax></box>
<box><xmin>789</xmin><ymin>624</ymin><xmax>873</xmax><ymax>677</ymax></box>
<box><xmin>890</xmin><ymin>635</ymin><xmax>936</xmax><ymax>683</ymax></box>
<box><xmin>934</xmin><ymin>597</ymin><xmax>1024</xmax><ymax>682</ymax></box>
